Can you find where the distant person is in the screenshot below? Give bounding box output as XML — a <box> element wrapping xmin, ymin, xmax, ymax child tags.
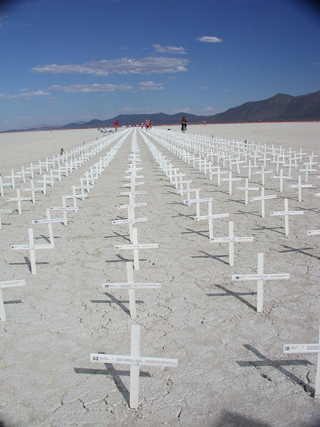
<box><xmin>181</xmin><ymin>116</ymin><xmax>187</xmax><ymax>132</ymax></box>
<box><xmin>114</xmin><ymin>120</ymin><xmax>119</xmax><ymax>131</ymax></box>
<box><xmin>203</xmin><ymin>121</ymin><xmax>206</xmax><ymax>125</ymax></box>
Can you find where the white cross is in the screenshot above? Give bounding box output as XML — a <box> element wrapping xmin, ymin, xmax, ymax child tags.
<box><xmin>6</xmin><ymin>189</ymin><xmax>32</xmax><ymax>215</ymax></box>
<box><xmin>235</xmin><ymin>178</ymin><xmax>259</xmax><ymax>205</ymax></box>
<box><xmin>232</xmin><ymin>253</ymin><xmax>290</xmax><ymax>312</ymax></box>
<box><xmin>16</xmin><ymin>166</ymin><xmax>28</xmax><ymax>183</ymax></box>
<box><xmin>220</xmin><ymin>171</ymin><xmax>241</xmax><ymax>195</ymax></box>
<box><xmin>211</xmin><ymin>221</ymin><xmax>253</xmax><ymax>266</ymax></box>
<box><xmin>11</xmin><ymin>228</ymin><xmax>54</xmax><ymax>275</ymax></box>
<box><xmin>0</xmin><ymin>280</ymin><xmax>26</xmax><ymax>321</ymax></box>
<box><xmin>289</xmin><ymin>176</ymin><xmax>312</xmax><ymax>202</ymax></box>
<box><xmin>242</xmin><ymin>160</ymin><xmax>259</xmax><ymax>179</ymax></box>
<box><xmin>102</xmin><ymin>262</ymin><xmax>161</xmax><ymax>319</ymax></box>
<box><xmin>0</xmin><ymin>209</ymin><xmax>12</xmax><ymax>229</ymax></box>
<box><xmin>270</xmin><ymin>199</ymin><xmax>304</xmax><ymax>236</ymax></box>
<box><xmin>271</xmin><ymin>169</ymin><xmax>292</xmax><ymax>193</ymax></box>
<box><xmin>23</xmin><ymin>179</ymin><xmax>43</xmax><ymax>203</ymax></box>
<box><xmin>4</xmin><ymin>170</ymin><xmax>19</xmax><ymax>190</ymax></box>
<box><xmin>90</xmin><ymin>324</ymin><xmax>178</xmax><ymax>409</ymax></box>
<box><xmin>115</xmin><ymin>195</ymin><xmax>147</xmax><ymax>241</ymax></box>
<box><xmin>284</xmin><ymin>316</ymin><xmax>320</xmax><ymax>398</ymax></box>
<box><xmin>183</xmin><ymin>192</ymin><xmax>211</xmax><ymax>219</ymax></box>
<box><xmin>0</xmin><ymin>176</ymin><xmax>12</xmax><ymax>196</ymax></box>
<box><xmin>209</xmin><ymin>165</ymin><xmax>228</xmax><ymax>186</ymax></box>
<box><xmin>115</xmin><ymin>227</ymin><xmax>159</xmax><ymax>270</ymax></box>
<box><xmin>250</xmin><ymin>187</ymin><xmax>277</xmax><ymax>218</ymax></box>
<box><xmin>32</xmin><ymin>208</ymin><xmax>66</xmax><ymax>245</ymax></box>
<box><xmin>50</xmin><ymin>196</ymin><xmax>79</xmax><ymax>226</ymax></box>
<box><xmin>252</xmin><ymin>166</ymin><xmax>274</xmax><ymax>186</ymax></box>
<box><xmin>195</xmin><ymin>200</ymin><xmax>229</xmax><ymax>240</ymax></box>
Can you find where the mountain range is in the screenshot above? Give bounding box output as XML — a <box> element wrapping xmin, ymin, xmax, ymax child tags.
<box><xmin>4</xmin><ymin>90</ymin><xmax>320</xmax><ymax>132</ymax></box>
<box><xmin>59</xmin><ymin>90</ymin><xmax>320</xmax><ymax>130</ymax></box>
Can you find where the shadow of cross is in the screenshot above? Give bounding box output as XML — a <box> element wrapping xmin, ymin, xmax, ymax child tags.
<box><xmin>74</xmin><ymin>365</ymin><xmax>151</xmax><ymax>407</ymax></box>
<box><xmin>206</xmin><ymin>285</ymin><xmax>257</xmax><ymax>312</ymax></box>
<box><xmin>191</xmin><ymin>251</ymin><xmax>229</xmax><ymax>265</ymax></box>
<box><xmin>279</xmin><ymin>245</ymin><xmax>320</xmax><ymax>261</ymax></box>
<box><xmin>90</xmin><ymin>293</ymin><xmax>144</xmax><ymax>315</ymax></box>
<box><xmin>236</xmin><ymin>344</ymin><xmax>313</xmax><ymax>394</ymax></box>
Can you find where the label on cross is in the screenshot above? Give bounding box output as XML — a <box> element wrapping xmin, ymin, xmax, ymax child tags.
<box><xmin>283</xmin><ymin>344</ymin><xmax>320</xmax><ymax>353</ymax></box>
<box><xmin>232</xmin><ymin>273</ymin><xmax>290</xmax><ymax>281</ymax></box>
<box><xmin>90</xmin><ymin>354</ymin><xmax>178</xmax><ymax>367</ymax></box>
<box><xmin>183</xmin><ymin>198</ymin><xmax>212</xmax><ymax>204</ymax></box>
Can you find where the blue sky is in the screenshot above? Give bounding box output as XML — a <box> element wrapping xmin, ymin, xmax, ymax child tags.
<box><xmin>0</xmin><ymin>0</ymin><xmax>319</xmax><ymax>131</ymax></box>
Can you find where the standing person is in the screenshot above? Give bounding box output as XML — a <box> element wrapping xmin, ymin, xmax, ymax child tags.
<box><xmin>181</xmin><ymin>116</ymin><xmax>187</xmax><ymax>132</ymax></box>
<box><xmin>114</xmin><ymin>120</ymin><xmax>119</xmax><ymax>131</ymax></box>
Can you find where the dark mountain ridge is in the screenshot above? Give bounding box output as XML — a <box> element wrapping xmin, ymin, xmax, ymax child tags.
<box><xmin>3</xmin><ymin>90</ymin><xmax>320</xmax><ymax>132</ymax></box>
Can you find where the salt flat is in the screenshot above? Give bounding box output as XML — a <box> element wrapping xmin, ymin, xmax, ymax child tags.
<box><xmin>0</xmin><ymin>123</ymin><xmax>320</xmax><ymax>426</ymax></box>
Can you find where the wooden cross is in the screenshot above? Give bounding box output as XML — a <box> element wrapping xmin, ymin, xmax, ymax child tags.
<box><xmin>289</xmin><ymin>175</ymin><xmax>312</xmax><ymax>202</ymax></box>
<box><xmin>271</xmin><ymin>169</ymin><xmax>292</xmax><ymax>193</ymax></box>
<box><xmin>220</xmin><ymin>171</ymin><xmax>241</xmax><ymax>195</ymax></box>
<box><xmin>33</xmin><ymin>208</ymin><xmax>66</xmax><ymax>245</ymax></box>
<box><xmin>102</xmin><ymin>262</ymin><xmax>161</xmax><ymax>319</ymax></box>
<box><xmin>242</xmin><ymin>160</ymin><xmax>259</xmax><ymax>179</ymax></box>
<box><xmin>23</xmin><ymin>179</ymin><xmax>43</xmax><ymax>203</ymax></box>
<box><xmin>183</xmin><ymin>192</ymin><xmax>212</xmax><ymax>219</ymax></box>
<box><xmin>250</xmin><ymin>187</ymin><xmax>277</xmax><ymax>218</ymax></box>
<box><xmin>195</xmin><ymin>200</ymin><xmax>229</xmax><ymax>240</ymax></box>
<box><xmin>115</xmin><ymin>196</ymin><xmax>147</xmax><ymax>241</ymax></box>
<box><xmin>16</xmin><ymin>166</ymin><xmax>28</xmax><ymax>183</ymax></box>
<box><xmin>0</xmin><ymin>176</ymin><xmax>12</xmax><ymax>196</ymax></box>
<box><xmin>209</xmin><ymin>165</ymin><xmax>228</xmax><ymax>186</ymax></box>
<box><xmin>4</xmin><ymin>170</ymin><xmax>19</xmax><ymax>190</ymax></box>
<box><xmin>235</xmin><ymin>178</ymin><xmax>259</xmax><ymax>205</ymax></box>
<box><xmin>252</xmin><ymin>166</ymin><xmax>274</xmax><ymax>186</ymax></box>
<box><xmin>211</xmin><ymin>221</ymin><xmax>253</xmax><ymax>266</ymax></box>
<box><xmin>115</xmin><ymin>227</ymin><xmax>159</xmax><ymax>270</ymax></box>
<box><xmin>50</xmin><ymin>196</ymin><xmax>79</xmax><ymax>226</ymax></box>
<box><xmin>232</xmin><ymin>253</ymin><xmax>290</xmax><ymax>312</ymax></box>
<box><xmin>6</xmin><ymin>189</ymin><xmax>32</xmax><ymax>215</ymax></box>
<box><xmin>11</xmin><ymin>228</ymin><xmax>54</xmax><ymax>275</ymax></box>
<box><xmin>90</xmin><ymin>324</ymin><xmax>178</xmax><ymax>409</ymax></box>
<box><xmin>270</xmin><ymin>199</ymin><xmax>304</xmax><ymax>236</ymax></box>
<box><xmin>0</xmin><ymin>279</ymin><xmax>26</xmax><ymax>321</ymax></box>
<box><xmin>284</xmin><ymin>316</ymin><xmax>320</xmax><ymax>397</ymax></box>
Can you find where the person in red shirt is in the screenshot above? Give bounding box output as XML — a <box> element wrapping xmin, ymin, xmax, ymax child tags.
<box><xmin>114</xmin><ymin>120</ymin><xmax>119</xmax><ymax>131</ymax></box>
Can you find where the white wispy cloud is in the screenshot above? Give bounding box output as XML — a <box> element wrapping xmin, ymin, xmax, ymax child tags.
<box><xmin>48</xmin><ymin>83</ymin><xmax>133</xmax><ymax>93</ymax></box>
<box><xmin>139</xmin><ymin>81</ymin><xmax>164</xmax><ymax>91</ymax></box>
<box><xmin>153</xmin><ymin>44</ymin><xmax>187</xmax><ymax>55</ymax></box>
<box><xmin>32</xmin><ymin>57</ymin><xmax>188</xmax><ymax>76</ymax></box>
<box><xmin>200</xmin><ymin>86</ymin><xmax>208</xmax><ymax>90</ymax></box>
<box><xmin>204</xmin><ymin>106</ymin><xmax>213</xmax><ymax>111</ymax></box>
<box><xmin>0</xmin><ymin>90</ymin><xmax>50</xmax><ymax>100</ymax></box>
<box><xmin>197</xmin><ymin>36</ymin><xmax>222</xmax><ymax>43</ymax></box>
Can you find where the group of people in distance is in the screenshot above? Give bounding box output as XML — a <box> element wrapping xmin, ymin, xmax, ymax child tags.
<box><xmin>114</xmin><ymin>116</ymin><xmax>188</xmax><ymax>132</ymax></box>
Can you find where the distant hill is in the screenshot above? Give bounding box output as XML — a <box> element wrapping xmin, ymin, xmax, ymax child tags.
<box><xmin>3</xmin><ymin>90</ymin><xmax>320</xmax><ymax>133</ymax></box>
<box><xmin>57</xmin><ymin>90</ymin><xmax>319</xmax><ymax>130</ymax></box>
<box><xmin>210</xmin><ymin>91</ymin><xmax>320</xmax><ymax>123</ymax></box>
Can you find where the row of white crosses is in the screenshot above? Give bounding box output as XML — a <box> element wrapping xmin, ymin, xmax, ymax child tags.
<box><xmin>1</xmin><ymin>134</ymin><xmax>129</xmax><ymax>322</ymax></box>
<box><xmin>1</xmin><ymin>131</ymin><xmax>128</xmax><ymax>220</ymax></box>
<box><xmin>151</xmin><ymin>128</ymin><xmax>320</xmax><ymax>397</ymax></box>
<box><xmin>8</xmin><ymin>134</ymin><xmax>128</xmax><ymax>278</ymax></box>
<box><xmin>91</xmin><ymin>130</ymin><xmax>177</xmax><ymax>409</ymax></box>
<box><xmin>141</xmin><ymin>130</ymin><xmax>258</xmax><ymax>267</ymax></box>
<box><xmin>151</xmin><ymin>128</ymin><xmax>316</xmax><ymax>203</ymax></box>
